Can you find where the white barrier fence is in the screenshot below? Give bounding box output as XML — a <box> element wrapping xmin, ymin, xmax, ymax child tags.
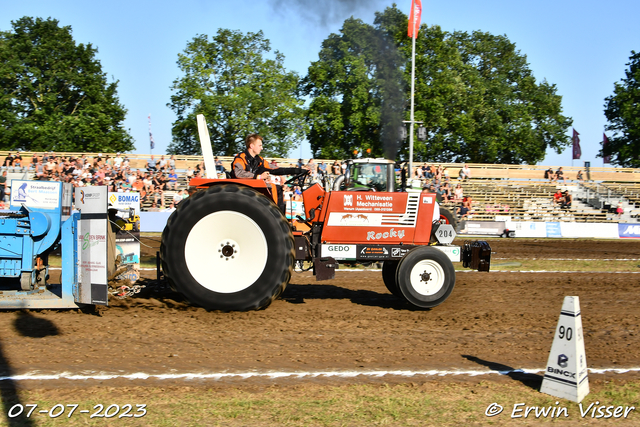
<box><xmin>140</xmin><ymin>210</ymin><xmax>640</xmax><ymax>239</ymax></box>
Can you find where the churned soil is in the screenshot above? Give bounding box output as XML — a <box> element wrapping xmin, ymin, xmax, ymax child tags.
<box><xmin>0</xmin><ymin>238</ymin><xmax>639</xmax><ymax>390</ymax></box>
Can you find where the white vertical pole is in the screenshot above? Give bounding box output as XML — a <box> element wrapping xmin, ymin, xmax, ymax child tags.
<box><xmin>196</xmin><ymin>114</ymin><xmax>218</xmax><ymax>179</ymax></box>
<box><xmin>409</xmin><ymin>32</ymin><xmax>416</xmax><ymax>177</ymax></box>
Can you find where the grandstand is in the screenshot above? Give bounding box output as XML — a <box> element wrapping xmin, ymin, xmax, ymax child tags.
<box><xmin>1</xmin><ymin>151</ymin><xmax>638</xmax><ymax>222</ymax></box>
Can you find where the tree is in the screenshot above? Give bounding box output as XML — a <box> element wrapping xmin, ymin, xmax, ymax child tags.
<box><xmin>303</xmin><ymin>5</ymin><xmax>572</xmax><ymax>164</ymax></box>
<box><xmin>168</xmin><ymin>29</ymin><xmax>306</xmax><ymax>157</ymax></box>
<box><xmin>0</xmin><ymin>17</ymin><xmax>133</xmax><ymax>153</ymax></box>
<box><xmin>602</xmin><ymin>51</ymin><xmax>640</xmax><ymax>168</ymax></box>
<box><xmin>302</xmin><ymin>15</ymin><xmax>406</xmax><ymax>160</ymax></box>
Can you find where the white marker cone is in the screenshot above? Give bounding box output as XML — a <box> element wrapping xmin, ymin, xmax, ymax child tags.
<box><xmin>540</xmin><ymin>296</ymin><xmax>589</xmax><ymax>402</ymax></box>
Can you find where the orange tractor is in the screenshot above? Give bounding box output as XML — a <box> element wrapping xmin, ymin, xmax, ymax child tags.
<box><xmin>160</xmin><ymin>116</ymin><xmax>491</xmax><ymax>311</ymax></box>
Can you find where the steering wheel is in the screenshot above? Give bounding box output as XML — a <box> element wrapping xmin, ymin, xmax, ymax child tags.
<box><xmin>284</xmin><ymin>169</ymin><xmax>311</xmax><ymax>188</ymax></box>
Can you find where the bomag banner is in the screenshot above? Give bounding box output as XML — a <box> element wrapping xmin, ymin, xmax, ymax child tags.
<box><xmin>108</xmin><ymin>192</ymin><xmax>141</xmax><ymax>283</ymax></box>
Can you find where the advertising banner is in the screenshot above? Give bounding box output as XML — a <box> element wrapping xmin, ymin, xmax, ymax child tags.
<box><xmin>619</xmin><ymin>223</ymin><xmax>640</xmax><ymax>238</ymax></box>
<box><xmin>561</xmin><ymin>222</ymin><xmax>619</xmax><ymax>239</ymax></box>
<box><xmin>75</xmin><ymin>187</ymin><xmax>108</xmax><ymax>305</ymax></box>
<box><xmin>512</xmin><ymin>222</ymin><xmax>548</xmax><ymax>238</ymax></box>
<box><xmin>458</xmin><ymin>221</ymin><xmax>506</xmax><ymax>236</ymax></box>
<box><xmin>10</xmin><ymin>180</ymin><xmax>61</xmax><ymax>210</ymax></box>
<box><xmin>108</xmin><ymin>192</ymin><xmax>141</xmax><ymax>283</ymax></box>
<box><xmin>546</xmin><ymin>222</ymin><xmax>562</xmax><ymax>238</ymax></box>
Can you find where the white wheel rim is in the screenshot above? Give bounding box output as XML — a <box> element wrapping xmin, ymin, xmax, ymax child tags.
<box><xmin>184</xmin><ymin>211</ymin><xmax>268</xmax><ymax>293</ymax></box>
<box><xmin>408</xmin><ymin>259</ymin><xmax>446</xmax><ymax>296</ymax></box>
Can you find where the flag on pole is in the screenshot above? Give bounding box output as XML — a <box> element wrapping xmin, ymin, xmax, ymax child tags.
<box><xmin>602</xmin><ymin>133</ymin><xmax>611</xmax><ymax>163</ymax></box>
<box><xmin>148</xmin><ymin>115</ymin><xmax>155</xmax><ymax>150</ymax></box>
<box><xmin>408</xmin><ymin>0</ymin><xmax>422</xmax><ymax>39</ymax></box>
<box><xmin>572</xmin><ymin>128</ymin><xmax>581</xmax><ymax>160</ymax></box>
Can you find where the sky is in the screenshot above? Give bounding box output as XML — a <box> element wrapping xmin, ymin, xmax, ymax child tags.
<box><xmin>1</xmin><ymin>0</ymin><xmax>638</xmax><ymax>167</ymax></box>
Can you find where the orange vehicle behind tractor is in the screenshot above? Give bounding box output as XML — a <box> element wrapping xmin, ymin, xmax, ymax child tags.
<box><xmin>160</xmin><ymin>115</ymin><xmax>491</xmax><ymax>311</ymax></box>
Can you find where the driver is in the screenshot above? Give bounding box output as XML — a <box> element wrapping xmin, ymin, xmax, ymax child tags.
<box><xmin>231</xmin><ymin>133</ymin><xmax>306</xmax><ymax>213</ymax></box>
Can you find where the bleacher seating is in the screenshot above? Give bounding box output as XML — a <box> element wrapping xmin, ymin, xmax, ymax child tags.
<box><xmin>1</xmin><ymin>150</ymin><xmax>638</xmax><ymax>222</ymax></box>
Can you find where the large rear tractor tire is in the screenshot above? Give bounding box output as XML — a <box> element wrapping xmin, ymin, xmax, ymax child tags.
<box><xmin>396</xmin><ymin>247</ymin><xmax>456</xmax><ymax>309</ymax></box>
<box><xmin>439</xmin><ymin>207</ymin><xmax>458</xmax><ymax>231</ymax></box>
<box><xmin>160</xmin><ymin>184</ymin><xmax>294</xmax><ymax>311</ymax></box>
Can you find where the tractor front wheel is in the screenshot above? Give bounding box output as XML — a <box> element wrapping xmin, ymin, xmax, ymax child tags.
<box><xmin>396</xmin><ymin>247</ymin><xmax>455</xmax><ymax>309</ymax></box>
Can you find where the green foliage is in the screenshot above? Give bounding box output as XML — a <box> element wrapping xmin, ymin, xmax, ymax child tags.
<box><xmin>302</xmin><ymin>14</ymin><xmax>406</xmax><ymax>160</ymax></box>
<box><xmin>602</xmin><ymin>51</ymin><xmax>640</xmax><ymax>168</ymax></box>
<box><xmin>0</xmin><ymin>17</ymin><xmax>133</xmax><ymax>153</ymax></box>
<box><xmin>303</xmin><ymin>5</ymin><xmax>572</xmax><ymax>164</ymax></box>
<box><xmin>168</xmin><ymin>29</ymin><xmax>306</xmax><ymax>157</ymax></box>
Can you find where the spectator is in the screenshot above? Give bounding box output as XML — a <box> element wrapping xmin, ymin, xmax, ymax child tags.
<box><xmin>453</xmin><ymin>183</ymin><xmax>464</xmax><ymax>202</ymax></box>
<box><xmin>153</xmin><ymin>186</ymin><xmax>165</xmax><ymax>207</ymax></box>
<box><xmin>461</xmin><ymin>164</ymin><xmax>471</xmax><ymax>180</ymax></box>
<box><xmin>425</xmin><ymin>165</ymin><xmax>434</xmax><ymax>179</ymax></box>
<box><xmin>4</xmin><ymin>153</ymin><xmax>14</xmax><ymax>168</ymax></box>
<box><xmin>441</xmin><ymin>182</ymin><xmax>452</xmax><ymax>201</ymax></box>
<box><xmin>576</xmin><ymin>170</ymin><xmax>584</xmax><ymax>182</ymax></box>
<box><xmin>457</xmin><ymin>202</ymin><xmax>470</xmax><ymax>220</ymax></box>
<box><xmin>544</xmin><ymin>168</ymin><xmax>555</xmax><ymax>181</ymax></box>
<box><xmin>331</xmin><ymin>161</ymin><xmax>342</xmax><ymax>175</ymax></box>
<box><xmin>153</xmin><ymin>172</ymin><xmax>167</xmax><ymax>190</ymax></box>
<box><xmin>113</xmin><ymin>153</ymin><xmax>124</xmax><ymax>169</ymax></box>
<box><xmin>561</xmin><ymin>191</ymin><xmax>572</xmax><ymax>209</ymax></box>
<box><xmin>35</xmin><ymin>159</ymin><xmax>45</xmax><ymax>178</ymax></box>
<box><xmin>147</xmin><ymin>155</ymin><xmax>158</xmax><ymax>172</ymax></box>
<box><xmin>617</xmin><ymin>201</ymin><xmax>624</xmax><ymax>218</ymax></box>
<box><xmin>13</xmin><ymin>152</ymin><xmax>22</xmax><ymax>169</ymax></box>
<box><xmin>195</xmin><ymin>160</ymin><xmax>204</xmax><ymax>174</ymax></box>
<box><xmin>292</xmin><ymin>185</ymin><xmax>303</xmax><ymax>201</ymax></box>
<box><xmin>172</xmin><ymin>190</ymin><xmax>183</xmax><ymax>206</ymax></box>
<box><xmin>318</xmin><ymin>162</ymin><xmax>327</xmax><ymax>174</ymax></box>
<box><xmin>556</xmin><ymin>167</ymin><xmax>566</xmax><ymax>183</ymax></box>
<box><xmin>0</xmin><ymin>170</ymin><xmax>6</xmax><ymax>201</ymax></box>
<box><xmin>158</xmin><ymin>155</ymin><xmax>168</xmax><ymax>172</ymax></box>
<box><xmin>45</xmin><ymin>157</ymin><xmax>56</xmax><ymax>175</ymax></box>
<box><xmin>132</xmin><ymin>176</ymin><xmax>145</xmax><ymax>194</ymax></box>
<box><xmin>553</xmin><ymin>190</ymin><xmax>563</xmax><ymax>206</ymax></box>
<box><xmin>167</xmin><ymin>169</ymin><xmax>179</xmax><ymax>190</ymax></box>
<box><xmin>215</xmin><ymin>156</ymin><xmax>225</xmax><ymax>174</ymax></box>
<box><xmin>169</xmin><ymin>154</ymin><xmax>176</xmax><ymax>170</ymax></box>
<box><xmin>434</xmin><ymin>165</ymin><xmax>443</xmax><ymax>180</ymax></box>
<box><xmin>463</xmin><ymin>195</ymin><xmax>474</xmax><ymax>211</ymax></box>
<box><xmin>306</xmin><ymin>159</ymin><xmax>318</xmax><ymax>178</ymax></box>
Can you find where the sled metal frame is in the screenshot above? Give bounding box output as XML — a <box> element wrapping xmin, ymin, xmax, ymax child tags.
<box><xmin>0</xmin><ymin>213</ymin><xmax>80</xmax><ymax>309</ymax></box>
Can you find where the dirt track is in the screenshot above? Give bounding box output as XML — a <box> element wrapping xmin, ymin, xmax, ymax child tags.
<box><xmin>0</xmin><ymin>238</ymin><xmax>639</xmax><ymax>391</ymax></box>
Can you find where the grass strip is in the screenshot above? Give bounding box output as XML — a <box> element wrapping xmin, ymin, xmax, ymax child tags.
<box><xmin>4</xmin><ymin>379</ymin><xmax>639</xmax><ymax>426</ymax></box>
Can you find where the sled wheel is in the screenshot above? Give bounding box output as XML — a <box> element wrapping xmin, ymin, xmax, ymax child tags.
<box><xmin>396</xmin><ymin>247</ymin><xmax>456</xmax><ymax>309</ymax></box>
<box><xmin>439</xmin><ymin>207</ymin><xmax>458</xmax><ymax>230</ymax></box>
<box><xmin>160</xmin><ymin>184</ymin><xmax>294</xmax><ymax>311</ymax></box>
<box><xmin>20</xmin><ymin>272</ymin><xmax>32</xmax><ymax>291</ymax></box>
<box><xmin>382</xmin><ymin>260</ymin><xmax>401</xmax><ymax>297</ymax></box>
